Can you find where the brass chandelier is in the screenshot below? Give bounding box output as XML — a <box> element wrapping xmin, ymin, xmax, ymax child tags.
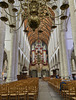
<box><xmin>0</xmin><ymin>0</ymin><xmax>69</xmax><ymax>32</ymax></box>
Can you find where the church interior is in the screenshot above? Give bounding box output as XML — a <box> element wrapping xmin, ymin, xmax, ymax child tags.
<box><xmin>0</xmin><ymin>0</ymin><xmax>76</xmax><ymax>100</ymax></box>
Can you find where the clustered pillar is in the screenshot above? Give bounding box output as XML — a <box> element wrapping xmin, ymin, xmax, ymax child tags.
<box><xmin>69</xmin><ymin>0</ymin><xmax>76</xmax><ymax>57</ymax></box>
<box><xmin>0</xmin><ymin>21</ymin><xmax>5</xmax><ymax>83</ymax></box>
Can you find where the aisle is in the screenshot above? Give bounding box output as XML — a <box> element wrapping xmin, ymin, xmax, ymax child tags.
<box><xmin>38</xmin><ymin>79</ymin><xmax>64</xmax><ymax>100</ymax></box>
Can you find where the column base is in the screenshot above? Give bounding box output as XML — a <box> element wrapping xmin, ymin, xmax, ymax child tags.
<box><xmin>14</xmin><ymin>75</ymin><xmax>18</xmax><ymax>81</ymax></box>
<box><xmin>14</xmin><ymin>77</ymin><xmax>18</xmax><ymax>81</ymax></box>
<box><xmin>14</xmin><ymin>79</ymin><xmax>18</xmax><ymax>81</ymax></box>
<box><xmin>6</xmin><ymin>77</ymin><xmax>15</xmax><ymax>83</ymax></box>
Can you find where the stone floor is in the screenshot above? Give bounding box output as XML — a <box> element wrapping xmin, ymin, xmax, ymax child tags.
<box><xmin>38</xmin><ymin>79</ymin><xmax>64</xmax><ymax>100</ymax></box>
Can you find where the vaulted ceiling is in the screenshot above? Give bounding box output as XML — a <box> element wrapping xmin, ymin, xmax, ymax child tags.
<box><xmin>24</xmin><ymin>7</ymin><xmax>55</xmax><ymax>45</ymax></box>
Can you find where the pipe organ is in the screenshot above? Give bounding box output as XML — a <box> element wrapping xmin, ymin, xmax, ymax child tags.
<box><xmin>31</xmin><ymin>40</ymin><xmax>48</xmax><ymax>65</ymax></box>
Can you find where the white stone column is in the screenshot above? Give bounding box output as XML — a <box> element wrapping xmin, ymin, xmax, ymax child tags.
<box><xmin>59</xmin><ymin>28</ymin><xmax>64</xmax><ymax>78</ymax></box>
<box><xmin>0</xmin><ymin>21</ymin><xmax>5</xmax><ymax>83</ymax></box>
<box><xmin>14</xmin><ymin>16</ymin><xmax>21</xmax><ymax>80</ymax></box>
<box><xmin>32</xmin><ymin>45</ymin><xmax>35</xmax><ymax>63</ymax></box>
<box><xmin>60</xmin><ymin>26</ymin><xmax>69</xmax><ymax>79</ymax></box>
<box><xmin>43</xmin><ymin>46</ymin><xmax>46</xmax><ymax>63</ymax></box>
<box><xmin>50</xmin><ymin>70</ymin><xmax>53</xmax><ymax>76</ymax></box>
<box><xmin>18</xmin><ymin>63</ymin><xmax>20</xmax><ymax>75</ymax></box>
<box><xmin>6</xmin><ymin>3</ymin><xmax>19</xmax><ymax>82</ymax></box>
<box><xmin>58</xmin><ymin>63</ymin><xmax>61</xmax><ymax>76</ymax></box>
<box><xmin>32</xmin><ymin>50</ymin><xmax>35</xmax><ymax>63</ymax></box>
<box><xmin>43</xmin><ymin>50</ymin><xmax>46</xmax><ymax>63</ymax></box>
<box><xmin>52</xmin><ymin>34</ymin><xmax>55</xmax><ymax>51</ymax></box>
<box><xmin>58</xmin><ymin>0</ymin><xmax>68</xmax><ymax>79</ymax></box>
<box><xmin>14</xmin><ymin>31</ymin><xmax>19</xmax><ymax>81</ymax></box>
<box><xmin>69</xmin><ymin>0</ymin><xmax>76</xmax><ymax>56</ymax></box>
<box><xmin>72</xmin><ymin>59</ymin><xmax>76</xmax><ymax>70</ymax></box>
<box><xmin>21</xmin><ymin>65</ymin><xmax>23</xmax><ymax>72</ymax></box>
<box><xmin>6</xmin><ymin>33</ymin><xmax>17</xmax><ymax>82</ymax></box>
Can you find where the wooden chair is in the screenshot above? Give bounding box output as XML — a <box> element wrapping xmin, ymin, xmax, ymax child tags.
<box><xmin>27</xmin><ymin>85</ymin><xmax>37</xmax><ymax>100</ymax></box>
<box><xmin>9</xmin><ymin>86</ymin><xmax>18</xmax><ymax>100</ymax></box>
<box><xmin>72</xmin><ymin>97</ymin><xmax>76</xmax><ymax>100</ymax></box>
<box><xmin>0</xmin><ymin>78</ymin><xmax>39</xmax><ymax>100</ymax></box>
<box><xmin>18</xmin><ymin>85</ymin><xmax>27</xmax><ymax>100</ymax></box>
<box><xmin>65</xmin><ymin>83</ymin><xmax>76</xmax><ymax>100</ymax></box>
<box><xmin>70</xmin><ymin>84</ymin><xmax>76</xmax><ymax>100</ymax></box>
<box><xmin>61</xmin><ymin>84</ymin><xmax>69</xmax><ymax>98</ymax></box>
<box><xmin>0</xmin><ymin>85</ymin><xmax>8</xmax><ymax>100</ymax></box>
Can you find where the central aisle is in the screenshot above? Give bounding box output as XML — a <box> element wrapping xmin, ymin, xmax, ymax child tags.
<box><xmin>38</xmin><ymin>79</ymin><xmax>64</xmax><ymax>100</ymax></box>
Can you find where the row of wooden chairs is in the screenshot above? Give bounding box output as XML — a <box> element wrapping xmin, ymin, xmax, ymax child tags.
<box><xmin>48</xmin><ymin>78</ymin><xmax>76</xmax><ymax>100</ymax></box>
<box><xmin>0</xmin><ymin>78</ymin><xmax>39</xmax><ymax>100</ymax></box>
<box><xmin>61</xmin><ymin>82</ymin><xmax>76</xmax><ymax>100</ymax></box>
<box><xmin>42</xmin><ymin>77</ymin><xmax>50</xmax><ymax>81</ymax></box>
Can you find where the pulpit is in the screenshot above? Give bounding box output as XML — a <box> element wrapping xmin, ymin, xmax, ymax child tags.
<box><xmin>17</xmin><ymin>73</ymin><xmax>27</xmax><ymax>80</ymax></box>
<box><xmin>17</xmin><ymin>64</ymin><xmax>27</xmax><ymax>80</ymax></box>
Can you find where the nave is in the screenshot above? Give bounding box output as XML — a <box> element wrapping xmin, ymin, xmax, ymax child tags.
<box><xmin>0</xmin><ymin>0</ymin><xmax>76</xmax><ymax>100</ymax></box>
<box><xmin>38</xmin><ymin>79</ymin><xmax>64</xmax><ymax>100</ymax></box>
